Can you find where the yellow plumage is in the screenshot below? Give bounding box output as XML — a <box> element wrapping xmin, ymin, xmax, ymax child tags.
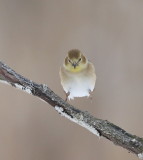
<box><xmin>59</xmin><ymin>49</ymin><xmax>96</xmax><ymax>100</ymax></box>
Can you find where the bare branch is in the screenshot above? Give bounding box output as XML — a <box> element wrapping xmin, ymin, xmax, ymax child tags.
<box><xmin>0</xmin><ymin>61</ymin><xmax>143</xmax><ymax>159</ymax></box>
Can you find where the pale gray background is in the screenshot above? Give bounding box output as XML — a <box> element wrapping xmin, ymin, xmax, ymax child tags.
<box><xmin>0</xmin><ymin>0</ymin><xmax>143</xmax><ymax>160</ymax></box>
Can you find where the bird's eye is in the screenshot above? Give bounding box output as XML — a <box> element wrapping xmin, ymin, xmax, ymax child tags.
<box><xmin>68</xmin><ymin>59</ymin><xmax>71</xmax><ymax>63</ymax></box>
<box><xmin>79</xmin><ymin>58</ymin><xmax>82</xmax><ymax>61</ymax></box>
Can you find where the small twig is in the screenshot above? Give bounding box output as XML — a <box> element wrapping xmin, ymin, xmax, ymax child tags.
<box><xmin>0</xmin><ymin>61</ymin><xmax>143</xmax><ymax>159</ymax></box>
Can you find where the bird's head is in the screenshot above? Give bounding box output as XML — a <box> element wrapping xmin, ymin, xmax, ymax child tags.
<box><xmin>64</xmin><ymin>49</ymin><xmax>88</xmax><ymax>72</ymax></box>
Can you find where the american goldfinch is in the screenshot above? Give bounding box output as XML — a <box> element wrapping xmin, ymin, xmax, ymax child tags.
<box><xmin>59</xmin><ymin>49</ymin><xmax>96</xmax><ymax>100</ymax></box>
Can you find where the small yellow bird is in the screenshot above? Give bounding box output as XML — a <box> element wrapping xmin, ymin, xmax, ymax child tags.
<box><xmin>59</xmin><ymin>49</ymin><xmax>96</xmax><ymax>100</ymax></box>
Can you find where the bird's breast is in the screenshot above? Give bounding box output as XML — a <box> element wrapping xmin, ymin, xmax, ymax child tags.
<box><xmin>66</xmin><ymin>74</ymin><xmax>95</xmax><ymax>99</ymax></box>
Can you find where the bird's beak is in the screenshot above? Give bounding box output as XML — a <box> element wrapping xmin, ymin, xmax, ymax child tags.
<box><xmin>72</xmin><ymin>63</ymin><xmax>77</xmax><ymax>69</ymax></box>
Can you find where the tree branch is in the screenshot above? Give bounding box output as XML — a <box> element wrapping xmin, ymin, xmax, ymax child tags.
<box><xmin>0</xmin><ymin>61</ymin><xmax>143</xmax><ymax>159</ymax></box>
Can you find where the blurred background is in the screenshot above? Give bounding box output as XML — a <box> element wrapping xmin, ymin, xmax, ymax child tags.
<box><xmin>0</xmin><ymin>0</ymin><xmax>143</xmax><ymax>160</ymax></box>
